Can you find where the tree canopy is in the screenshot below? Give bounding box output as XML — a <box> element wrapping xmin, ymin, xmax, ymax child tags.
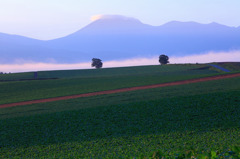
<box><xmin>91</xmin><ymin>58</ymin><xmax>103</xmax><ymax>69</ymax></box>
<box><xmin>159</xmin><ymin>54</ymin><xmax>169</xmax><ymax>65</ymax></box>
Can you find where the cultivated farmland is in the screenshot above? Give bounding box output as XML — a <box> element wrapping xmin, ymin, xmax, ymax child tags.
<box><xmin>1</xmin><ymin>63</ymin><xmax>240</xmax><ymax>158</ymax></box>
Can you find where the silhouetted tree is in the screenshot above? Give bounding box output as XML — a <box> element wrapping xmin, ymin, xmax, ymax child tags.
<box><xmin>159</xmin><ymin>54</ymin><xmax>169</xmax><ymax>65</ymax></box>
<box><xmin>91</xmin><ymin>58</ymin><xmax>103</xmax><ymax>69</ymax></box>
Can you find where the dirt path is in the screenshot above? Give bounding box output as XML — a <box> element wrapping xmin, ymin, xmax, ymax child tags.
<box><xmin>1</xmin><ymin>73</ymin><xmax>240</xmax><ymax>109</ymax></box>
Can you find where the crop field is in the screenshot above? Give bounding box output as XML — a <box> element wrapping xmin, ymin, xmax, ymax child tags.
<box><xmin>1</xmin><ymin>63</ymin><xmax>240</xmax><ymax>158</ymax></box>
<box><xmin>0</xmin><ymin>64</ymin><xmax>218</xmax><ymax>80</ymax></box>
<box><xmin>0</xmin><ymin>64</ymin><xmax>220</xmax><ymax>105</ymax></box>
<box><xmin>215</xmin><ymin>62</ymin><xmax>240</xmax><ymax>72</ymax></box>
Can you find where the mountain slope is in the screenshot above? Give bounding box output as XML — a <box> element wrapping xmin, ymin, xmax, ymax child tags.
<box><xmin>48</xmin><ymin>18</ymin><xmax>240</xmax><ymax>60</ymax></box>
<box><xmin>0</xmin><ymin>33</ymin><xmax>85</xmax><ymax>63</ymax></box>
<box><xmin>1</xmin><ymin>15</ymin><xmax>240</xmax><ymax>63</ymax></box>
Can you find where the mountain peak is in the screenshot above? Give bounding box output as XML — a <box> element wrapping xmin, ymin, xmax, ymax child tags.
<box><xmin>73</xmin><ymin>15</ymin><xmax>150</xmax><ymax>35</ymax></box>
<box><xmin>90</xmin><ymin>15</ymin><xmax>142</xmax><ymax>23</ymax></box>
<box><xmin>162</xmin><ymin>21</ymin><xmax>205</xmax><ymax>27</ymax></box>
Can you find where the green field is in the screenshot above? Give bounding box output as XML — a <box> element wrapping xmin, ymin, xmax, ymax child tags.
<box><xmin>0</xmin><ymin>64</ymin><xmax>219</xmax><ymax>105</ymax></box>
<box><xmin>215</xmin><ymin>62</ymin><xmax>240</xmax><ymax>72</ymax></box>
<box><xmin>1</xmin><ymin>63</ymin><xmax>240</xmax><ymax>158</ymax></box>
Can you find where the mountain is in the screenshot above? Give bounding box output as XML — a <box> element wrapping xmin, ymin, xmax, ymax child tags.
<box><xmin>1</xmin><ymin>15</ymin><xmax>240</xmax><ymax>64</ymax></box>
<box><xmin>47</xmin><ymin>17</ymin><xmax>240</xmax><ymax>60</ymax></box>
<box><xmin>0</xmin><ymin>33</ymin><xmax>83</xmax><ymax>64</ymax></box>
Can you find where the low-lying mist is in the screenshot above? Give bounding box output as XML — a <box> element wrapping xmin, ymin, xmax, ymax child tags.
<box><xmin>0</xmin><ymin>50</ymin><xmax>239</xmax><ymax>73</ymax></box>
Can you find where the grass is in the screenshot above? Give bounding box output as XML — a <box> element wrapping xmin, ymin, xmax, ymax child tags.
<box><xmin>1</xmin><ymin>76</ymin><xmax>240</xmax><ymax>118</ymax></box>
<box><xmin>0</xmin><ymin>64</ymin><xmax>218</xmax><ymax>80</ymax></box>
<box><xmin>0</xmin><ymin>72</ymin><xmax>34</xmax><ymax>81</ymax></box>
<box><xmin>215</xmin><ymin>62</ymin><xmax>240</xmax><ymax>72</ymax></box>
<box><xmin>1</xmin><ymin>72</ymin><xmax>240</xmax><ymax>158</ymax></box>
<box><xmin>0</xmin><ymin>64</ymin><xmax>220</xmax><ymax>105</ymax></box>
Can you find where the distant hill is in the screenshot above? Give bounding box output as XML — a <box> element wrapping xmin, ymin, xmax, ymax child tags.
<box><xmin>1</xmin><ymin>15</ymin><xmax>240</xmax><ymax>64</ymax></box>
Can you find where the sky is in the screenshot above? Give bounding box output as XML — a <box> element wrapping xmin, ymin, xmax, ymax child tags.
<box><xmin>0</xmin><ymin>0</ymin><xmax>240</xmax><ymax>40</ymax></box>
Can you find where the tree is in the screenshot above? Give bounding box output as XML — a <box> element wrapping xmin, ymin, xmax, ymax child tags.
<box><xmin>91</xmin><ymin>58</ymin><xmax>103</xmax><ymax>69</ymax></box>
<box><xmin>159</xmin><ymin>54</ymin><xmax>169</xmax><ymax>65</ymax></box>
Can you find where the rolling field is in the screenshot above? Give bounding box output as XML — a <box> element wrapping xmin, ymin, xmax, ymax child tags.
<box><xmin>0</xmin><ymin>64</ymin><xmax>219</xmax><ymax>105</ymax></box>
<box><xmin>1</xmin><ymin>63</ymin><xmax>240</xmax><ymax>158</ymax></box>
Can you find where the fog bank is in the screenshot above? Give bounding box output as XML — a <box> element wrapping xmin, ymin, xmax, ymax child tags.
<box><xmin>0</xmin><ymin>50</ymin><xmax>239</xmax><ymax>73</ymax></box>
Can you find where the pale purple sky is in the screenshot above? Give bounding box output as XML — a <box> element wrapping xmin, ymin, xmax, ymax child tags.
<box><xmin>0</xmin><ymin>0</ymin><xmax>240</xmax><ymax>40</ymax></box>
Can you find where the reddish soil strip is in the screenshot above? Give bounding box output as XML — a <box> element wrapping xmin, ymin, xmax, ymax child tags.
<box><xmin>1</xmin><ymin>73</ymin><xmax>240</xmax><ymax>109</ymax></box>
